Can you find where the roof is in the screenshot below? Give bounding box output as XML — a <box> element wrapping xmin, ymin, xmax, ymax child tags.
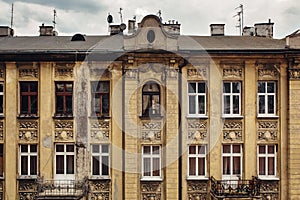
<box><xmin>0</xmin><ymin>34</ymin><xmax>286</xmax><ymax>53</ymax></box>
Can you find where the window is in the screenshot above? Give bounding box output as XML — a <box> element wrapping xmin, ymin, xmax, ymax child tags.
<box><xmin>142</xmin><ymin>146</ymin><xmax>161</xmax><ymax>179</ymax></box>
<box><xmin>223</xmin><ymin>82</ymin><xmax>241</xmax><ymax>116</ymax></box>
<box><xmin>0</xmin><ymin>144</ymin><xmax>3</xmax><ymax>177</ymax></box>
<box><xmin>188</xmin><ymin>82</ymin><xmax>206</xmax><ymax>116</ymax></box>
<box><xmin>19</xmin><ymin>144</ymin><xmax>38</xmax><ymax>176</ymax></box>
<box><xmin>55</xmin><ymin>144</ymin><xmax>75</xmax><ymax>175</ymax></box>
<box><xmin>20</xmin><ymin>82</ymin><xmax>38</xmax><ymax>115</ymax></box>
<box><xmin>188</xmin><ymin>145</ymin><xmax>207</xmax><ymax>178</ymax></box>
<box><xmin>142</xmin><ymin>82</ymin><xmax>160</xmax><ymax>116</ymax></box>
<box><xmin>55</xmin><ymin>82</ymin><xmax>73</xmax><ymax>115</ymax></box>
<box><xmin>0</xmin><ymin>83</ymin><xmax>4</xmax><ymax>115</ymax></box>
<box><xmin>258</xmin><ymin>82</ymin><xmax>276</xmax><ymax>116</ymax></box>
<box><xmin>91</xmin><ymin>82</ymin><xmax>109</xmax><ymax>116</ymax></box>
<box><xmin>258</xmin><ymin>145</ymin><xmax>277</xmax><ymax>178</ymax></box>
<box><xmin>91</xmin><ymin>144</ymin><xmax>110</xmax><ymax>177</ymax></box>
<box><xmin>222</xmin><ymin>144</ymin><xmax>242</xmax><ymax>178</ymax></box>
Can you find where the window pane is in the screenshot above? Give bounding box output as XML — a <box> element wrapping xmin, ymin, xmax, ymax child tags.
<box><xmin>232</xmin><ymin>82</ymin><xmax>240</xmax><ymax>93</ymax></box>
<box><xmin>30</xmin><ymin>95</ymin><xmax>38</xmax><ymax>114</ymax></box>
<box><xmin>0</xmin><ymin>84</ymin><xmax>3</xmax><ymax>92</ymax></box>
<box><xmin>66</xmin><ymin>145</ymin><xmax>74</xmax><ymax>152</ymax></box>
<box><xmin>268</xmin><ymin>95</ymin><xmax>275</xmax><ymax>114</ymax></box>
<box><xmin>93</xmin><ymin>95</ymin><xmax>101</xmax><ymax>113</ymax></box>
<box><xmin>153</xmin><ymin>146</ymin><xmax>160</xmax><ymax>154</ymax></box>
<box><xmin>56</xmin><ymin>84</ymin><xmax>64</xmax><ymax>92</ymax></box>
<box><xmin>92</xmin><ymin>145</ymin><xmax>99</xmax><ymax>153</ymax></box>
<box><xmin>143</xmin><ymin>146</ymin><xmax>150</xmax><ymax>154</ymax></box>
<box><xmin>92</xmin><ymin>156</ymin><xmax>100</xmax><ymax>175</ymax></box>
<box><xmin>0</xmin><ymin>96</ymin><xmax>3</xmax><ymax>114</ymax></box>
<box><xmin>189</xmin><ymin>158</ymin><xmax>196</xmax><ymax>176</ymax></box>
<box><xmin>0</xmin><ymin>145</ymin><xmax>3</xmax><ymax>176</ymax></box>
<box><xmin>102</xmin><ymin>94</ymin><xmax>109</xmax><ymax>115</ymax></box>
<box><xmin>258</xmin><ymin>82</ymin><xmax>265</xmax><ymax>93</ymax></box>
<box><xmin>21</xmin><ymin>96</ymin><xmax>29</xmax><ymax>114</ymax></box>
<box><xmin>142</xmin><ymin>95</ymin><xmax>151</xmax><ymax>115</ymax></box>
<box><xmin>188</xmin><ymin>83</ymin><xmax>196</xmax><ymax>93</ymax></box>
<box><xmin>198</xmin><ymin>96</ymin><xmax>205</xmax><ymax>114</ymax></box>
<box><xmin>259</xmin><ymin>157</ymin><xmax>266</xmax><ymax>175</ymax></box>
<box><xmin>189</xmin><ymin>96</ymin><xmax>196</xmax><ymax>114</ymax></box>
<box><xmin>30</xmin><ymin>156</ymin><xmax>37</xmax><ymax>175</ymax></box>
<box><xmin>268</xmin><ymin>146</ymin><xmax>275</xmax><ymax>154</ymax></box>
<box><xmin>30</xmin><ymin>145</ymin><xmax>37</xmax><ymax>153</ymax></box>
<box><xmin>143</xmin><ymin>158</ymin><xmax>151</xmax><ymax>176</ymax></box>
<box><xmin>189</xmin><ymin>146</ymin><xmax>196</xmax><ymax>154</ymax></box>
<box><xmin>223</xmin><ymin>83</ymin><xmax>231</xmax><ymax>93</ymax></box>
<box><xmin>56</xmin><ymin>145</ymin><xmax>64</xmax><ymax>152</ymax></box>
<box><xmin>65</xmin><ymin>83</ymin><xmax>73</xmax><ymax>92</ymax></box>
<box><xmin>223</xmin><ymin>96</ymin><xmax>230</xmax><ymax>114</ymax></box>
<box><xmin>153</xmin><ymin>158</ymin><xmax>160</xmax><ymax>176</ymax></box>
<box><xmin>233</xmin><ymin>145</ymin><xmax>240</xmax><ymax>153</ymax></box>
<box><xmin>102</xmin><ymin>145</ymin><xmax>109</xmax><ymax>153</ymax></box>
<box><xmin>21</xmin><ymin>156</ymin><xmax>28</xmax><ymax>175</ymax></box>
<box><xmin>258</xmin><ymin>96</ymin><xmax>265</xmax><ymax>114</ymax></box>
<box><xmin>267</xmin><ymin>82</ymin><xmax>275</xmax><ymax>93</ymax></box>
<box><xmin>199</xmin><ymin>145</ymin><xmax>206</xmax><ymax>154</ymax></box>
<box><xmin>56</xmin><ymin>155</ymin><xmax>64</xmax><ymax>174</ymax></box>
<box><xmin>233</xmin><ymin>156</ymin><xmax>241</xmax><ymax>175</ymax></box>
<box><xmin>66</xmin><ymin>96</ymin><xmax>73</xmax><ymax>113</ymax></box>
<box><xmin>198</xmin><ymin>157</ymin><xmax>205</xmax><ymax>176</ymax></box>
<box><xmin>151</xmin><ymin>95</ymin><xmax>160</xmax><ymax>115</ymax></box>
<box><xmin>21</xmin><ymin>145</ymin><xmax>28</xmax><ymax>153</ymax></box>
<box><xmin>20</xmin><ymin>83</ymin><xmax>28</xmax><ymax>92</ymax></box>
<box><xmin>223</xmin><ymin>145</ymin><xmax>230</xmax><ymax>153</ymax></box>
<box><xmin>102</xmin><ymin>156</ymin><xmax>109</xmax><ymax>175</ymax></box>
<box><xmin>233</xmin><ymin>95</ymin><xmax>240</xmax><ymax>114</ymax></box>
<box><xmin>268</xmin><ymin>157</ymin><xmax>275</xmax><ymax>175</ymax></box>
<box><xmin>198</xmin><ymin>83</ymin><xmax>206</xmax><ymax>93</ymax></box>
<box><xmin>100</xmin><ymin>82</ymin><xmax>110</xmax><ymax>93</ymax></box>
<box><xmin>223</xmin><ymin>157</ymin><xmax>230</xmax><ymax>175</ymax></box>
<box><xmin>259</xmin><ymin>146</ymin><xmax>266</xmax><ymax>154</ymax></box>
<box><xmin>66</xmin><ymin>155</ymin><xmax>74</xmax><ymax>174</ymax></box>
<box><xmin>30</xmin><ymin>82</ymin><xmax>37</xmax><ymax>92</ymax></box>
<box><xmin>56</xmin><ymin>96</ymin><xmax>64</xmax><ymax>113</ymax></box>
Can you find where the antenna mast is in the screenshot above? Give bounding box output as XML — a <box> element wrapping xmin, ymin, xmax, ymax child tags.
<box><xmin>119</xmin><ymin>8</ymin><xmax>123</xmax><ymax>23</ymax></box>
<box><xmin>10</xmin><ymin>3</ymin><xmax>14</xmax><ymax>29</ymax></box>
<box><xmin>53</xmin><ymin>9</ymin><xmax>57</xmax><ymax>30</ymax></box>
<box><xmin>234</xmin><ymin>4</ymin><xmax>244</xmax><ymax>35</ymax></box>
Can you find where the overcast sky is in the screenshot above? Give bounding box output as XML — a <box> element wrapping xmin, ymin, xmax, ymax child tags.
<box><xmin>0</xmin><ymin>0</ymin><xmax>299</xmax><ymax>38</ymax></box>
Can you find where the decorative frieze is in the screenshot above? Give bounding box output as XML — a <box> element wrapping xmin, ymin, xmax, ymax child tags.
<box><xmin>141</xmin><ymin>121</ymin><xmax>162</xmax><ymax>142</ymax></box>
<box><xmin>54</xmin><ymin>120</ymin><xmax>74</xmax><ymax>141</ymax></box>
<box><xmin>19</xmin><ymin>68</ymin><xmax>39</xmax><ymax>79</ymax></box>
<box><xmin>187</xmin><ymin>68</ymin><xmax>207</xmax><ymax>79</ymax></box>
<box><xmin>289</xmin><ymin>68</ymin><xmax>300</xmax><ymax>80</ymax></box>
<box><xmin>0</xmin><ymin>65</ymin><xmax>5</xmax><ymax>79</ymax></box>
<box><xmin>260</xmin><ymin>180</ymin><xmax>279</xmax><ymax>200</ymax></box>
<box><xmin>90</xmin><ymin>68</ymin><xmax>111</xmax><ymax>79</ymax></box>
<box><xmin>18</xmin><ymin>120</ymin><xmax>38</xmax><ymax>142</ymax></box>
<box><xmin>141</xmin><ymin>181</ymin><xmax>162</xmax><ymax>200</ymax></box>
<box><xmin>18</xmin><ymin>179</ymin><xmax>37</xmax><ymax>200</ymax></box>
<box><xmin>223</xmin><ymin>120</ymin><xmax>243</xmax><ymax>142</ymax></box>
<box><xmin>54</xmin><ymin>63</ymin><xmax>74</xmax><ymax>78</ymax></box>
<box><xmin>124</xmin><ymin>69</ymin><xmax>138</xmax><ymax>79</ymax></box>
<box><xmin>223</xmin><ymin>68</ymin><xmax>243</xmax><ymax>79</ymax></box>
<box><xmin>257</xmin><ymin>121</ymin><xmax>278</xmax><ymax>141</ymax></box>
<box><xmin>257</xmin><ymin>64</ymin><xmax>279</xmax><ymax>80</ymax></box>
<box><xmin>90</xmin><ymin>120</ymin><xmax>110</xmax><ymax>141</ymax></box>
<box><xmin>89</xmin><ymin>180</ymin><xmax>110</xmax><ymax>200</ymax></box>
<box><xmin>188</xmin><ymin>120</ymin><xmax>207</xmax><ymax>142</ymax></box>
<box><xmin>187</xmin><ymin>181</ymin><xmax>208</xmax><ymax>200</ymax></box>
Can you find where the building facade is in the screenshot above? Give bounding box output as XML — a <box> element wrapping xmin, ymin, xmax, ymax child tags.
<box><xmin>0</xmin><ymin>14</ymin><xmax>299</xmax><ymax>199</ymax></box>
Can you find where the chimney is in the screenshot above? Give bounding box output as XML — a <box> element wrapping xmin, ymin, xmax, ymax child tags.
<box><xmin>128</xmin><ymin>19</ymin><xmax>136</xmax><ymax>34</ymax></box>
<box><xmin>254</xmin><ymin>19</ymin><xmax>274</xmax><ymax>38</ymax></box>
<box><xmin>163</xmin><ymin>20</ymin><xmax>181</xmax><ymax>35</ymax></box>
<box><xmin>243</xmin><ymin>26</ymin><xmax>255</xmax><ymax>36</ymax></box>
<box><xmin>0</xmin><ymin>26</ymin><xmax>14</xmax><ymax>37</ymax></box>
<box><xmin>39</xmin><ymin>24</ymin><xmax>56</xmax><ymax>36</ymax></box>
<box><xmin>210</xmin><ymin>24</ymin><xmax>225</xmax><ymax>36</ymax></box>
<box><xmin>109</xmin><ymin>23</ymin><xmax>126</xmax><ymax>35</ymax></box>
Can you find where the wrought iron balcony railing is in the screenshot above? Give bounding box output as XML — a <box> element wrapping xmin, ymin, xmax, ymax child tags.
<box><xmin>210</xmin><ymin>176</ymin><xmax>260</xmax><ymax>199</ymax></box>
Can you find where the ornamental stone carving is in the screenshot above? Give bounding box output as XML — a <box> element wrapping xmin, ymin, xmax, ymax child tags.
<box><xmin>222</xmin><ymin>67</ymin><xmax>243</xmax><ymax>79</ymax></box>
<box><xmin>0</xmin><ymin>121</ymin><xmax>3</xmax><ymax>141</ymax></box>
<box><xmin>165</xmin><ymin>69</ymin><xmax>178</xmax><ymax>79</ymax></box>
<box><xmin>187</xmin><ymin>68</ymin><xmax>207</xmax><ymax>79</ymax></box>
<box><xmin>90</xmin><ymin>68</ymin><xmax>111</xmax><ymax>79</ymax></box>
<box><xmin>19</xmin><ymin>68</ymin><xmax>39</xmax><ymax>79</ymax></box>
<box><xmin>18</xmin><ymin>121</ymin><xmax>38</xmax><ymax>142</ymax></box>
<box><xmin>141</xmin><ymin>182</ymin><xmax>162</xmax><ymax>200</ymax></box>
<box><xmin>54</xmin><ymin>120</ymin><xmax>74</xmax><ymax>141</ymax></box>
<box><xmin>90</xmin><ymin>120</ymin><xmax>110</xmax><ymax>141</ymax></box>
<box><xmin>141</xmin><ymin>121</ymin><xmax>162</xmax><ymax>141</ymax></box>
<box><xmin>0</xmin><ymin>66</ymin><xmax>5</xmax><ymax>79</ymax></box>
<box><xmin>124</xmin><ymin>69</ymin><xmax>138</xmax><ymax>79</ymax></box>
<box><xmin>260</xmin><ymin>180</ymin><xmax>279</xmax><ymax>200</ymax></box>
<box><xmin>289</xmin><ymin>68</ymin><xmax>300</xmax><ymax>80</ymax></box>
<box><xmin>18</xmin><ymin>179</ymin><xmax>37</xmax><ymax>200</ymax></box>
<box><xmin>54</xmin><ymin>63</ymin><xmax>74</xmax><ymax>78</ymax></box>
<box><xmin>223</xmin><ymin>121</ymin><xmax>243</xmax><ymax>142</ymax></box>
<box><xmin>257</xmin><ymin>121</ymin><xmax>278</xmax><ymax>141</ymax></box>
<box><xmin>187</xmin><ymin>181</ymin><xmax>208</xmax><ymax>200</ymax></box>
<box><xmin>257</xmin><ymin>64</ymin><xmax>279</xmax><ymax>80</ymax></box>
<box><xmin>188</xmin><ymin>120</ymin><xmax>207</xmax><ymax>142</ymax></box>
<box><xmin>89</xmin><ymin>180</ymin><xmax>110</xmax><ymax>200</ymax></box>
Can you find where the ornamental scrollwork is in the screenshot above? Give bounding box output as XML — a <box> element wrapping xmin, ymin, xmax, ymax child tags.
<box><xmin>90</xmin><ymin>120</ymin><xmax>110</xmax><ymax>141</ymax></box>
<box><xmin>260</xmin><ymin>180</ymin><xmax>279</xmax><ymax>200</ymax></box>
<box><xmin>19</xmin><ymin>68</ymin><xmax>39</xmax><ymax>79</ymax></box>
<box><xmin>89</xmin><ymin>180</ymin><xmax>110</xmax><ymax>199</ymax></box>
<box><xmin>90</xmin><ymin>68</ymin><xmax>111</xmax><ymax>79</ymax></box>
<box><xmin>257</xmin><ymin>63</ymin><xmax>279</xmax><ymax>80</ymax></box>
<box><xmin>188</xmin><ymin>131</ymin><xmax>207</xmax><ymax>141</ymax></box>
<box><xmin>142</xmin><ymin>131</ymin><xmax>161</xmax><ymax>141</ymax></box>
<box><xmin>55</xmin><ymin>120</ymin><xmax>73</xmax><ymax>129</ymax></box>
<box><xmin>188</xmin><ymin>120</ymin><xmax>208</xmax><ymax>142</ymax></box>
<box><xmin>54</xmin><ymin>63</ymin><xmax>74</xmax><ymax>78</ymax></box>
<box><xmin>223</xmin><ymin>120</ymin><xmax>243</xmax><ymax>142</ymax></box>
<box><xmin>124</xmin><ymin>69</ymin><xmax>138</xmax><ymax>79</ymax></box>
<box><xmin>187</xmin><ymin>181</ymin><xmax>208</xmax><ymax>200</ymax></box>
<box><xmin>141</xmin><ymin>182</ymin><xmax>162</xmax><ymax>200</ymax></box>
<box><xmin>19</xmin><ymin>121</ymin><xmax>38</xmax><ymax>142</ymax></box>
<box><xmin>0</xmin><ymin>67</ymin><xmax>5</xmax><ymax>79</ymax></box>
<box><xmin>141</xmin><ymin>121</ymin><xmax>162</xmax><ymax>141</ymax></box>
<box><xmin>223</xmin><ymin>68</ymin><xmax>243</xmax><ymax>79</ymax></box>
<box><xmin>289</xmin><ymin>69</ymin><xmax>300</xmax><ymax>80</ymax></box>
<box><xmin>54</xmin><ymin>120</ymin><xmax>74</xmax><ymax>141</ymax></box>
<box><xmin>187</xmin><ymin>68</ymin><xmax>207</xmax><ymax>79</ymax></box>
<box><xmin>55</xmin><ymin>130</ymin><xmax>73</xmax><ymax>140</ymax></box>
<box><xmin>91</xmin><ymin>121</ymin><xmax>110</xmax><ymax>129</ymax></box>
<box><xmin>188</xmin><ymin>120</ymin><xmax>207</xmax><ymax>130</ymax></box>
<box><xmin>257</xmin><ymin>121</ymin><xmax>278</xmax><ymax>141</ymax></box>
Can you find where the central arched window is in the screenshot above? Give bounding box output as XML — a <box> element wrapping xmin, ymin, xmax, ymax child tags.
<box><xmin>142</xmin><ymin>82</ymin><xmax>160</xmax><ymax>116</ymax></box>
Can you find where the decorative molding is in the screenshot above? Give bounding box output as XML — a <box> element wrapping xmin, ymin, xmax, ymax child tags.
<box><xmin>124</xmin><ymin>69</ymin><xmax>138</xmax><ymax>79</ymax></box>
<box><xmin>0</xmin><ymin>121</ymin><xmax>3</xmax><ymax>141</ymax></box>
<box><xmin>223</xmin><ymin>121</ymin><xmax>243</xmax><ymax>142</ymax></box>
<box><xmin>89</xmin><ymin>180</ymin><xmax>110</xmax><ymax>200</ymax></box>
<box><xmin>289</xmin><ymin>68</ymin><xmax>300</xmax><ymax>80</ymax></box>
<box><xmin>188</xmin><ymin>131</ymin><xmax>207</xmax><ymax>141</ymax></box>
<box><xmin>260</xmin><ymin>180</ymin><xmax>279</xmax><ymax>200</ymax></box>
<box><xmin>257</xmin><ymin>121</ymin><xmax>278</xmax><ymax>141</ymax></box>
<box><xmin>187</xmin><ymin>181</ymin><xmax>208</xmax><ymax>200</ymax></box>
<box><xmin>188</xmin><ymin>120</ymin><xmax>207</xmax><ymax>142</ymax></box>
<box><xmin>18</xmin><ymin>121</ymin><xmax>38</xmax><ymax>142</ymax></box>
<box><xmin>257</xmin><ymin>64</ymin><xmax>279</xmax><ymax>80</ymax></box>
<box><xmin>187</xmin><ymin>68</ymin><xmax>207</xmax><ymax>79</ymax></box>
<box><xmin>223</xmin><ymin>68</ymin><xmax>243</xmax><ymax>79</ymax></box>
<box><xmin>188</xmin><ymin>120</ymin><xmax>207</xmax><ymax>130</ymax></box>
<box><xmin>54</xmin><ymin>63</ymin><xmax>74</xmax><ymax>78</ymax></box>
<box><xmin>0</xmin><ymin>66</ymin><xmax>5</xmax><ymax>79</ymax></box>
<box><xmin>141</xmin><ymin>182</ymin><xmax>162</xmax><ymax>200</ymax></box>
<box><xmin>54</xmin><ymin>120</ymin><xmax>74</xmax><ymax>141</ymax></box>
<box><xmin>18</xmin><ymin>179</ymin><xmax>37</xmax><ymax>200</ymax></box>
<box><xmin>138</xmin><ymin>63</ymin><xmax>165</xmax><ymax>73</ymax></box>
<box><xmin>142</xmin><ymin>121</ymin><xmax>162</xmax><ymax>141</ymax></box>
<box><xmin>19</xmin><ymin>68</ymin><xmax>39</xmax><ymax>79</ymax></box>
<box><xmin>90</xmin><ymin>120</ymin><xmax>110</xmax><ymax>141</ymax></box>
<box><xmin>90</xmin><ymin>68</ymin><xmax>111</xmax><ymax>79</ymax></box>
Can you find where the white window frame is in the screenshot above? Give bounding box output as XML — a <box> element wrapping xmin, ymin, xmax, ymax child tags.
<box><xmin>257</xmin><ymin>81</ymin><xmax>276</xmax><ymax>117</ymax></box>
<box><xmin>141</xmin><ymin>145</ymin><xmax>162</xmax><ymax>181</ymax></box>
<box><xmin>0</xmin><ymin>82</ymin><xmax>4</xmax><ymax>116</ymax></box>
<box><xmin>187</xmin><ymin>82</ymin><xmax>207</xmax><ymax>117</ymax></box>
<box><xmin>54</xmin><ymin>144</ymin><xmax>75</xmax><ymax>180</ymax></box>
<box><xmin>19</xmin><ymin>144</ymin><xmax>38</xmax><ymax>177</ymax></box>
<box><xmin>222</xmin><ymin>81</ymin><xmax>242</xmax><ymax>117</ymax></box>
<box><xmin>257</xmin><ymin>145</ymin><xmax>277</xmax><ymax>179</ymax></box>
<box><xmin>222</xmin><ymin>144</ymin><xmax>243</xmax><ymax>180</ymax></box>
<box><xmin>187</xmin><ymin>145</ymin><xmax>207</xmax><ymax>179</ymax></box>
<box><xmin>91</xmin><ymin>144</ymin><xmax>110</xmax><ymax>178</ymax></box>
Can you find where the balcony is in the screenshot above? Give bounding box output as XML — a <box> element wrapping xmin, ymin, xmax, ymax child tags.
<box><xmin>36</xmin><ymin>179</ymin><xmax>88</xmax><ymax>200</ymax></box>
<box><xmin>210</xmin><ymin>176</ymin><xmax>261</xmax><ymax>199</ymax></box>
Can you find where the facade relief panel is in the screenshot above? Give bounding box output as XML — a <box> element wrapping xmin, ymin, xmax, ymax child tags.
<box><xmin>18</xmin><ymin>63</ymin><xmax>39</xmax><ymax>79</ymax></box>
<box><xmin>223</xmin><ymin>120</ymin><xmax>243</xmax><ymax>142</ymax></box>
<box><xmin>141</xmin><ymin>181</ymin><xmax>162</xmax><ymax>200</ymax></box>
<box><xmin>54</xmin><ymin>63</ymin><xmax>75</xmax><ymax>79</ymax></box>
<box><xmin>54</xmin><ymin>120</ymin><xmax>74</xmax><ymax>141</ymax></box>
<box><xmin>257</xmin><ymin>120</ymin><xmax>278</xmax><ymax>142</ymax></box>
<box><xmin>141</xmin><ymin>121</ymin><xmax>162</xmax><ymax>142</ymax></box>
<box><xmin>257</xmin><ymin>63</ymin><xmax>280</xmax><ymax>80</ymax></box>
<box><xmin>18</xmin><ymin>120</ymin><xmax>38</xmax><ymax>142</ymax></box>
<box><xmin>90</xmin><ymin>119</ymin><xmax>110</xmax><ymax>142</ymax></box>
<box><xmin>89</xmin><ymin>180</ymin><xmax>111</xmax><ymax>200</ymax></box>
<box><xmin>221</xmin><ymin>63</ymin><xmax>244</xmax><ymax>80</ymax></box>
<box><xmin>186</xmin><ymin>65</ymin><xmax>208</xmax><ymax>80</ymax></box>
<box><xmin>187</xmin><ymin>119</ymin><xmax>207</xmax><ymax>142</ymax></box>
<box><xmin>187</xmin><ymin>180</ymin><xmax>208</xmax><ymax>200</ymax></box>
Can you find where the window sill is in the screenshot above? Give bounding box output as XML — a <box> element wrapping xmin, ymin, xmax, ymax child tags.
<box><xmin>140</xmin><ymin>177</ymin><xmax>163</xmax><ymax>182</ymax></box>
<box><xmin>258</xmin><ymin>176</ymin><xmax>279</xmax><ymax>181</ymax></box>
<box><xmin>139</xmin><ymin>115</ymin><xmax>163</xmax><ymax>120</ymax></box>
<box><xmin>18</xmin><ymin>114</ymin><xmax>39</xmax><ymax>119</ymax></box>
<box><xmin>187</xmin><ymin>176</ymin><xmax>209</xmax><ymax>181</ymax></box>
<box><xmin>257</xmin><ymin>115</ymin><xmax>279</xmax><ymax>119</ymax></box>
<box><xmin>186</xmin><ymin>115</ymin><xmax>208</xmax><ymax>119</ymax></box>
<box><xmin>18</xmin><ymin>175</ymin><xmax>38</xmax><ymax>180</ymax></box>
<box><xmin>222</xmin><ymin>115</ymin><xmax>243</xmax><ymax>119</ymax></box>
<box><xmin>53</xmin><ymin>114</ymin><xmax>74</xmax><ymax>119</ymax></box>
<box><xmin>89</xmin><ymin>115</ymin><xmax>111</xmax><ymax>120</ymax></box>
<box><xmin>89</xmin><ymin>176</ymin><xmax>111</xmax><ymax>180</ymax></box>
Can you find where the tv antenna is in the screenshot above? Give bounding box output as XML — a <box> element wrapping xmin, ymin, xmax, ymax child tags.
<box><xmin>10</xmin><ymin>3</ymin><xmax>14</xmax><ymax>29</ymax></box>
<box><xmin>233</xmin><ymin>4</ymin><xmax>244</xmax><ymax>35</ymax></box>
<box><xmin>119</xmin><ymin>8</ymin><xmax>123</xmax><ymax>23</ymax></box>
<box><xmin>53</xmin><ymin>9</ymin><xmax>57</xmax><ymax>30</ymax></box>
<box><xmin>157</xmin><ymin>10</ymin><xmax>162</xmax><ymax>21</ymax></box>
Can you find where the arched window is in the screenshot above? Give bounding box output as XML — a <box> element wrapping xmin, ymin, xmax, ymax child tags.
<box><xmin>142</xmin><ymin>82</ymin><xmax>160</xmax><ymax>116</ymax></box>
